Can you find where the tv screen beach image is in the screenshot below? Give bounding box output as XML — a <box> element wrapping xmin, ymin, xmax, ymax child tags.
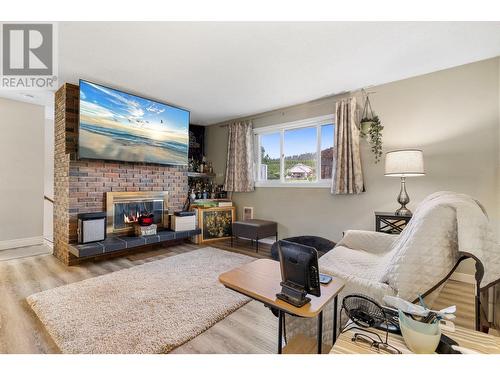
<box><xmin>79</xmin><ymin>80</ymin><xmax>189</xmax><ymax>165</ymax></box>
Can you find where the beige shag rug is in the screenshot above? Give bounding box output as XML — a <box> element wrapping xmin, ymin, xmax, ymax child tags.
<box><xmin>27</xmin><ymin>247</ymin><xmax>252</xmax><ymax>353</ymax></box>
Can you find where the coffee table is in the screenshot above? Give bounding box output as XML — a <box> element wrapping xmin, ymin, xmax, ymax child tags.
<box><xmin>219</xmin><ymin>259</ymin><xmax>345</xmax><ymax>354</ymax></box>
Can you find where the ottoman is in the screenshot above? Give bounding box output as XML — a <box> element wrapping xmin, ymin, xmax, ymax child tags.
<box><xmin>232</xmin><ymin>219</ymin><xmax>278</xmax><ymax>253</ymax></box>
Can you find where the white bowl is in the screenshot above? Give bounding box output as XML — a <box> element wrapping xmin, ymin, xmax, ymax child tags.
<box><xmin>399</xmin><ymin>310</ymin><xmax>441</xmax><ymax>354</ymax></box>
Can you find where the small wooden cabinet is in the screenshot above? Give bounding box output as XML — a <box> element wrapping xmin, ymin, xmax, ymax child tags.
<box><xmin>375</xmin><ymin>211</ymin><xmax>412</xmax><ymax>234</ymax></box>
<box><xmin>192</xmin><ymin>206</ymin><xmax>236</xmax><ymax>244</ymax></box>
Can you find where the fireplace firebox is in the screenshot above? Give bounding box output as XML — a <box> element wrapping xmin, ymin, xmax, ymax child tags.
<box><xmin>106</xmin><ymin>191</ymin><xmax>168</xmax><ymax>235</ymax></box>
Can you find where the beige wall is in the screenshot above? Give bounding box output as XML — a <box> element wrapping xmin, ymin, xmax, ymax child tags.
<box><xmin>0</xmin><ymin>98</ymin><xmax>45</xmax><ymax>247</ymax></box>
<box><xmin>498</xmin><ymin>58</ymin><xmax>500</xmax><ymax>238</ymax></box>
<box><xmin>43</xmin><ymin>118</ymin><xmax>54</xmax><ymax>244</ymax></box>
<box><xmin>206</xmin><ymin>58</ymin><xmax>500</xmax><ymax>273</ymax></box>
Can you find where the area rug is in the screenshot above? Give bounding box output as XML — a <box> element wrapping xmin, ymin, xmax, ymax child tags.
<box><xmin>27</xmin><ymin>247</ymin><xmax>253</xmax><ymax>354</ymax></box>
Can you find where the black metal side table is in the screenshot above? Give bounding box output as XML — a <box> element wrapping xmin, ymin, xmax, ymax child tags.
<box><xmin>375</xmin><ymin>211</ymin><xmax>412</xmax><ymax>234</ymax></box>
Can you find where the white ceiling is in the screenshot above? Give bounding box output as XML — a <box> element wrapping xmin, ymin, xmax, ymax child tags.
<box><xmin>2</xmin><ymin>22</ymin><xmax>500</xmax><ymax>124</ymax></box>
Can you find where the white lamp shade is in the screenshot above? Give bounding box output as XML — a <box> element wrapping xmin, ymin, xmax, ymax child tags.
<box><xmin>385</xmin><ymin>149</ymin><xmax>425</xmax><ymax>177</ymax></box>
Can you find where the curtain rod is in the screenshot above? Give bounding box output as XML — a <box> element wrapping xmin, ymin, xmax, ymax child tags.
<box><xmin>216</xmin><ymin>94</ymin><xmax>343</xmax><ymax>128</ymax></box>
<box><xmin>217</xmin><ymin>109</ymin><xmax>292</xmax><ymax>128</ymax></box>
<box><xmin>216</xmin><ymin>86</ymin><xmax>375</xmax><ymax>128</ymax></box>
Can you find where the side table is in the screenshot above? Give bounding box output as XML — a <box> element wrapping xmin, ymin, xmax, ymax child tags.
<box><xmin>331</xmin><ymin>323</ymin><xmax>500</xmax><ymax>354</ymax></box>
<box><xmin>375</xmin><ymin>211</ymin><xmax>412</xmax><ymax>234</ymax></box>
<box><xmin>219</xmin><ymin>259</ymin><xmax>345</xmax><ymax>354</ymax></box>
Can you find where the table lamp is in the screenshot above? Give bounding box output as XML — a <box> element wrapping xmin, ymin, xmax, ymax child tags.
<box><xmin>384</xmin><ymin>149</ymin><xmax>425</xmax><ymax>216</ymax></box>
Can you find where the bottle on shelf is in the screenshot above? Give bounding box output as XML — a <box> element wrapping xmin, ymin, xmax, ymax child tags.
<box><xmin>188</xmin><ymin>157</ymin><xmax>194</xmax><ymax>172</ymax></box>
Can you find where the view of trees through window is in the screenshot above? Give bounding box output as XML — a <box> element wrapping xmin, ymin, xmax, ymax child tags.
<box><xmin>260</xmin><ymin>132</ymin><xmax>280</xmax><ymax>180</ymax></box>
<box><xmin>321</xmin><ymin>124</ymin><xmax>334</xmax><ymax>179</ymax></box>
<box><xmin>284</xmin><ymin>126</ymin><xmax>317</xmax><ymax>181</ymax></box>
<box><xmin>258</xmin><ymin>121</ymin><xmax>334</xmax><ymax>183</ymax></box>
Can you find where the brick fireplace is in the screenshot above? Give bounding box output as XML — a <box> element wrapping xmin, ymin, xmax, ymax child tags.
<box><xmin>54</xmin><ymin>83</ymin><xmax>188</xmax><ymax>265</ymax></box>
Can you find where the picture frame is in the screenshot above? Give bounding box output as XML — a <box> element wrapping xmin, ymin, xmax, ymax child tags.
<box><xmin>194</xmin><ymin>206</ymin><xmax>236</xmax><ymax>243</ymax></box>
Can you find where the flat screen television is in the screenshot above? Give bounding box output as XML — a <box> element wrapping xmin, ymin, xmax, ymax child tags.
<box><xmin>78</xmin><ymin>79</ymin><xmax>190</xmax><ymax>166</ymax></box>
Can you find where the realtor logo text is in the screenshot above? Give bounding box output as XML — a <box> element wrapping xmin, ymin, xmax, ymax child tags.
<box><xmin>1</xmin><ymin>23</ymin><xmax>58</xmax><ymax>90</ymax></box>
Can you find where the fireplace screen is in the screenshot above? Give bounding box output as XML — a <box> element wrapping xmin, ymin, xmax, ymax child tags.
<box><xmin>113</xmin><ymin>200</ymin><xmax>164</xmax><ymax>230</ymax></box>
<box><xmin>106</xmin><ymin>191</ymin><xmax>168</xmax><ymax>235</ymax></box>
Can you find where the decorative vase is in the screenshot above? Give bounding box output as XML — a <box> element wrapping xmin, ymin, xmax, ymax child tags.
<box><xmin>138</xmin><ymin>213</ymin><xmax>154</xmax><ymax>226</ymax></box>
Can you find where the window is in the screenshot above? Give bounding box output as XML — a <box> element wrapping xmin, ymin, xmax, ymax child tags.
<box><xmin>321</xmin><ymin>124</ymin><xmax>334</xmax><ymax>179</ymax></box>
<box><xmin>254</xmin><ymin>115</ymin><xmax>335</xmax><ymax>187</ymax></box>
<box><xmin>260</xmin><ymin>132</ymin><xmax>280</xmax><ymax>180</ymax></box>
<box><xmin>284</xmin><ymin>126</ymin><xmax>317</xmax><ymax>181</ymax></box>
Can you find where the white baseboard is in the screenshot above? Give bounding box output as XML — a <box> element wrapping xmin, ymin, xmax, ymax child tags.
<box><xmin>449</xmin><ymin>272</ymin><xmax>476</xmax><ymax>284</ymax></box>
<box><xmin>237</xmin><ymin>236</ymin><xmax>276</xmax><ymax>244</ymax></box>
<box><xmin>0</xmin><ymin>236</ymin><xmax>44</xmax><ymax>251</ymax></box>
<box><xmin>43</xmin><ymin>237</ymin><xmax>54</xmax><ymax>249</ymax></box>
<box><xmin>259</xmin><ymin>237</ymin><xmax>276</xmax><ymax>245</ymax></box>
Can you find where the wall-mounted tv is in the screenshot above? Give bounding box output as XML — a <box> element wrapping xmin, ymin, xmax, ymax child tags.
<box><xmin>78</xmin><ymin>79</ymin><xmax>190</xmax><ymax>166</ymax></box>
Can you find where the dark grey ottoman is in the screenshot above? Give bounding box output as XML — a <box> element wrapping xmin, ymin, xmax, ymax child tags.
<box><xmin>232</xmin><ymin>219</ymin><xmax>278</xmax><ymax>253</ymax></box>
<box><xmin>270</xmin><ymin>235</ymin><xmax>336</xmax><ymax>260</ymax></box>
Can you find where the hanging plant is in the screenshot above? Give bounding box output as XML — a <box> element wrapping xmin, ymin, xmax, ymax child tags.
<box><xmin>368</xmin><ymin>115</ymin><xmax>383</xmax><ymax>163</ymax></box>
<box><xmin>360</xmin><ymin>90</ymin><xmax>384</xmax><ymax>163</ymax></box>
<box><xmin>360</xmin><ymin>92</ymin><xmax>375</xmax><ymax>138</ymax></box>
<box><xmin>360</xmin><ymin>118</ymin><xmax>374</xmax><ymax>137</ymax></box>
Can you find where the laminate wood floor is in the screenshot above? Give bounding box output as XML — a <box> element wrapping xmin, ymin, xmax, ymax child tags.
<box><xmin>0</xmin><ymin>240</ymin><xmax>479</xmax><ymax>354</ymax></box>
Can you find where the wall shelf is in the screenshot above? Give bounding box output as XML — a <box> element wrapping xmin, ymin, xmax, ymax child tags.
<box><xmin>187</xmin><ymin>172</ymin><xmax>216</xmax><ymax>178</ymax></box>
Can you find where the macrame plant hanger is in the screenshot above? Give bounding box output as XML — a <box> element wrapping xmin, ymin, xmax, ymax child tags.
<box><xmin>360</xmin><ymin>89</ymin><xmax>375</xmax><ymax>136</ymax></box>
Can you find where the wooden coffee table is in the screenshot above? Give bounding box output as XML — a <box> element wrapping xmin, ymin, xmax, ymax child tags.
<box><xmin>219</xmin><ymin>258</ymin><xmax>345</xmax><ymax>354</ymax></box>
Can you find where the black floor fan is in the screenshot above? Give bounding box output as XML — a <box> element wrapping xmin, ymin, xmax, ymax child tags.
<box><xmin>340</xmin><ymin>294</ymin><xmax>401</xmax><ymax>354</ymax></box>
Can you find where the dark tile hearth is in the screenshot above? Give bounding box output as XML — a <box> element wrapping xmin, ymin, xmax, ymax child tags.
<box><xmin>68</xmin><ymin>229</ymin><xmax>201</xmax><ymax>258</ymax></box>
<box><xmin>74</xmin><ymin>242</ymin><xmax>105</xmax><ymax>257</ymax></box>
<box><xmin>158</xmin><ymin>231</ymin><xmax>176</xmax><ymax>242</ymax></box>
<box><xmin>102</xmin><ymin>237</ymin><xmax>128</xmax><ymax>252</ymax></box>
<box><xmin>145</xmin><ymin>235</ymin><xmax>161</xmax><ymax>245</ymax></box>
<box><xmin>120</xmin><ymin>236</ymin><xmax>147</xmax><ymax>248</ymax></box>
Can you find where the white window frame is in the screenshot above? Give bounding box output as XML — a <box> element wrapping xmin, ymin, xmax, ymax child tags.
<box><xmin>254</xmin><ymin>114</ymin><xmax>334</xmax><ymax>188</ymax></box>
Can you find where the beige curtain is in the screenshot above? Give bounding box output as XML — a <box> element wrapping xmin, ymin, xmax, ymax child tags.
<box><xmin>331</xmin><ymin>97</ymin><xmax>364</xmax><ymax>194</ymax></box>
<box><xmin>223</xmin><ymin>121</ymin><xmax>255</xmax><ymax>192</ymax></box>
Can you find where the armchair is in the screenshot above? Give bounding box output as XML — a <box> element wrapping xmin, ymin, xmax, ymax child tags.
<box><xmin>285</xmin><ymin>192</ymin><xmax>495</xmax><ymax>344</ymax></box>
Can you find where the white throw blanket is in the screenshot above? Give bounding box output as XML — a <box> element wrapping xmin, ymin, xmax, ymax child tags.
<box><xmin>405</xmin><ymin>191</ymin><xmax>500</xmax><ymax>289</ymax></box>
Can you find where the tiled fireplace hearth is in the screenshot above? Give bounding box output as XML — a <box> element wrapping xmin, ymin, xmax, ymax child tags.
<box><xmin>54</xmin><ymin>83</ymin><xmax>189</xmax><ymax>265</ymax></box>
